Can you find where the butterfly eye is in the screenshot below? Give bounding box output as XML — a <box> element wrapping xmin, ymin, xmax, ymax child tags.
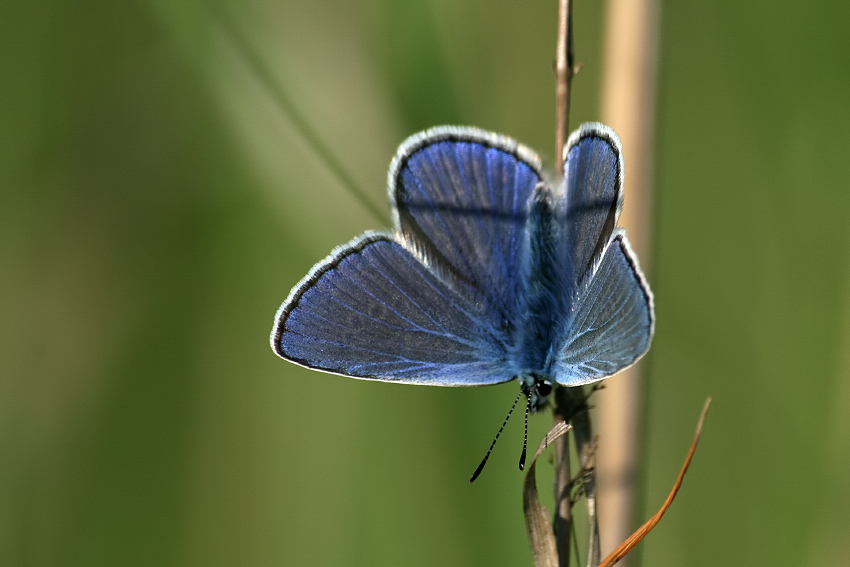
<box><xmin>536</xmin><ymin>380</ymin><xmax>552</xmax><ymax>397</ymax></box>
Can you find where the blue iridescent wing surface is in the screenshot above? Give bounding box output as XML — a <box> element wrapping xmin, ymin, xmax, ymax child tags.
<box><xmin>559</xmin><ymin>123</ymin><xmax>624</xmax><ymax>292</ymax></box>
<box><xmin>551</xmin><ymin>232</ymin><xmax>654</xmax><ymax>385</ymax></box>
<box><xmin>271</xmin><ymin>233</ymin><xmax>513</xmax><ymax>386</ymax></box>
<box><xmin>550</xmin><ymin>124</ymin><xmax>654</xmax><ymax>386</ymax></box>
<box><xmin>272</xmin><ymin>128</ymin><xmax>544</xmax><ymax>385</ymax></box>
<box><xmin>389</xmin><ymin>126</ymin><xmax>544</xmax><ymax>324</ymax></box>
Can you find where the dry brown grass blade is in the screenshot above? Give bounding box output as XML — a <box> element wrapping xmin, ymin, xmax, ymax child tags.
<box><xmin>523</xmin><ymin>421</ymin><xmax>572</xmax><ymax>567</ymax></box>
<box><xmin>598</xmin><ymin>398</ymin><xmax>712</xmax><ymax>567</ymax></box>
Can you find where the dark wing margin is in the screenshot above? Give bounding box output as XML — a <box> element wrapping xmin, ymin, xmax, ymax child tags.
<box><xmin>271</xmin><ymin>232</ymin><xmax>513</xmax><ymax>386</ymax></box>
<box><xmin>560</xmin><ymin>123</ymin><xmax>625</xmax><ymax>288</ymax></box>
<box><xmin>551</xmin><ymin>231</ymin><xmax>654</xmax><ymax>386</ymax></box>
<box><xmin>388</xmin><ymin>126</ymin><xmax>544</xmax><ymax>323</ymax></box>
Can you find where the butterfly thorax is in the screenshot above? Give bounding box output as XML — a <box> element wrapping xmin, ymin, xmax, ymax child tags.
<box><xmin>511</xmin><ymin>183</ymin><xmax>565</xmax><ymax>410</ymax></box>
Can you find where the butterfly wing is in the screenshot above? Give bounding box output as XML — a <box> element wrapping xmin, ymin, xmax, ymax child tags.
<box><xmin>550</xmin><ymin>124</ymin><xmax>654</xmax><ymax>386</ymax></box>
<box><xmin>559</xmin><ymin>123</ymin><xmax>624</xmax><ymax>293</ymax></box>
<box><xmin>389</xmin><ymin>126</ymin><xmax>544</xmax><ymax>324</ymax></box>
<box><xmin>551</xmin><ymin>231</ymin><xmax>654</xmax><ymax>385</ymax></box>
<box><xmin>271</xmin><ymin>232</ymin><xmax>513</xmax><ymax>386</ymax></box>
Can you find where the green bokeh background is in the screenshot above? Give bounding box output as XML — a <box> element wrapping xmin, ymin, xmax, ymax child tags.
<box><xmin>2</xmin><ymin>0</ymin><xmax>849</xmax><ymax>565</ymax></box>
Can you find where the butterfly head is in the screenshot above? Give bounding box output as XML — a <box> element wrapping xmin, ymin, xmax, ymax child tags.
<box><xmin>519</xmin><ymin>372</ymin><xmax>554</xmax><ymax>412</ymax></box>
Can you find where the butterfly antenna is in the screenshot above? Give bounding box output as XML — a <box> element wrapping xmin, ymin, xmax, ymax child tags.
<box><xmin>470</xmin><ymin>389</ymin><xmax>524</xmax><ymax>483</ymax></box>
<box><xmin>519</xmin><ymin>394</ymin><xmax>531</xmax><ymax>471</ymax></box>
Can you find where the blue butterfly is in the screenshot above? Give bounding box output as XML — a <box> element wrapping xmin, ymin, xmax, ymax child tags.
<box><xmin>271</xmin><ymin>123</ymin><xmax>654</xmax><ymax>476</ymax></box>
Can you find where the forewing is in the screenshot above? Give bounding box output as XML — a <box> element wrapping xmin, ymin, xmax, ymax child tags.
<box><xmin>560</xmin><ymin>123</ymin><xmax>624</xmax><ymax>287</ymax></box>
<box><xmin>271</xmin><ymin>232</ymin><xmax>513</xmax><ymax>386</ymax></box>
<box><xmin>389</xmin><ymin>126</ymin><xmax>543</xmax><ymax>322</ymax></box>
<box><xmin>550</xmin><ymin>231</ymin><xmax>654</xmax><ymax>386</ymax></box>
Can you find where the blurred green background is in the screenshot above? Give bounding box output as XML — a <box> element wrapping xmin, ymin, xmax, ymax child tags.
<box><xmin>2</xmin><ymin>0</ymin><xmax>849</xmax><ymax>565</ymax></box>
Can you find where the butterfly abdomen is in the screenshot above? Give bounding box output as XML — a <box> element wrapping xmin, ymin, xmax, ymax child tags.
<box><xmin>512</xmin><ymin>183</ymin><xmax>564</xmax><ymax>374</ymax></box>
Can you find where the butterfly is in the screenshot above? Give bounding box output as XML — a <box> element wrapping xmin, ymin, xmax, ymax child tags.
<box><xmin>270</xmin><ymin>123</ymin><xmax>654</xmax><ymax>477</ymax></box>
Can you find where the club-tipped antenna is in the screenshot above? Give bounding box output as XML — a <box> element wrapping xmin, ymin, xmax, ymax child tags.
<box><xmin>519</xmin><ymin>394</ymin><xmax>531</xmax><ymax>471</ymax></box>
<box><xmin>470</xmin><ymin>389</ymin><xmax>524</xmax><ymax>483</ymax></box>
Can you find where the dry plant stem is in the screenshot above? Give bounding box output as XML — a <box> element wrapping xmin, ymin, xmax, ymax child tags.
<box><xmin>524</xmin><ymin>422</ymin><xmax>572</xmax><ymax>567</ymax></box>
<box><xmin>571</xmin><ymin>405</ymin><xmax>601</xmax><ymax>567</ymax></box>
<box><xmin>555</xmin><ymin>0</ymin><xmax>574</xmax><ymax>166</ymax></box>
<box><xmin>598</xmin><ymin>399</ymin><xmax>712</xmax><ymax>567</ymax></box>
<box><xmin>595</xmin><ymin>0</ymin><xmax>660</xmax><ymax>561</ymax></box>
<box><xmin>553</xmin><ymin>2</ymin><xmax>590</xmax><ymax>566</ymax></box>
<box><xmin>553</xmin><ymin>386</ymin><xmax>599</xmax><ymax>567</ymax></box>
<box><xmin>552</xmin><ymin>387</ymin><xmax>575</xmax><ymax>567</ymax></box>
